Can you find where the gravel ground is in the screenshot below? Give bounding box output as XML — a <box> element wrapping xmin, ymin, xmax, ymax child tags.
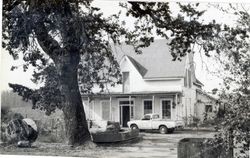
<box><xmin>0</xmin><ymin>130</ymin><xmax>215</xmax><ymax>158</ymax></box>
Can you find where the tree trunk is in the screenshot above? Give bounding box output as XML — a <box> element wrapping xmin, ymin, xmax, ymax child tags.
<box><xmin>56</xmin><ymin>53</ymin><xmax>91</xmax><ymax>146</ymax></box>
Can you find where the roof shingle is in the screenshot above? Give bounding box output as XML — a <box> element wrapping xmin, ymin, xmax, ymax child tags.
<box><xmin>113</xmin><ymin>39</ymin><xmax>187</xmax><ymax>79</ymax></box>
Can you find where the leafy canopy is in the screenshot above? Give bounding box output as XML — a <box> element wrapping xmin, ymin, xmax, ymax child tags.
<box><xmin>3</xmin><ymin>1</ymin><xmax>222</xmax><ymax>116</ymax></box>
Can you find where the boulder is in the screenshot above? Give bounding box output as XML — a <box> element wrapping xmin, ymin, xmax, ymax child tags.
<box><xmin>5</xmin><ymin>118</ymin><xmax>38</xmax><ymax>146</ymax></box>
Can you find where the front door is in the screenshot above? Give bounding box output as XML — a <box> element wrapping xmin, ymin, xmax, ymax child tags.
<box><xmin>162</xmin><ymin>100</ymin><xmax>171</xmax><ymax>119</ymax></box>
<box><xmin>120</xmin><ymin>106</ymin><xmax>130</xmax><ymax>127</ymax></box>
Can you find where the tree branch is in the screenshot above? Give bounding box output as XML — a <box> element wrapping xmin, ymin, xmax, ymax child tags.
<box><xmin>34</xmin><ymin>22</ymin><xmax>62</xmax><ymax>62</ymax></box>
<box><xmin>3</xmin><ymin>0</ymin><xmax>23</xmax><ymax>11</ymax></box>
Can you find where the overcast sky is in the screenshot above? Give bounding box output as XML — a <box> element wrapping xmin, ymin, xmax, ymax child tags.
<box><xmin>1</xmin><ymin>1</ymin><xmax>249</xmax><ymax>93</ymax></box>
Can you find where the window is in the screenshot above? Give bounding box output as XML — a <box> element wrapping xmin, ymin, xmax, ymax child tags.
<box><xmin>184</xmin><ymin>69</ymin><xmax>192</xmax><ymax>88</ymax></box>
<box><xmin>144</xmin><ymin>100</ymin><xmax>152</xmax><ymax>115</ymax></box>
<box><xmin>188</xmin><ymin>70</ymin><xmax>192</xmax><ymax>88</ymax></box>
<box><xmin>184</xmin><ymin>70</ymin><xmax>188</xmax><ymax>87</ymax></box>
<box><xmin>101</xmin><ymin>101</ymin><xmax>110</xmax><ymax>120</ymax></box>
<box><xmin>122</xmin><ymin>72</ymin><xmax>130</xmax><ymax>93</ymax></box>
<box><xmin>119</xmin><ymin>100</ymin><xmax>134</xmax><ymax>105</ymax></box>
<box><xmin>162</xmin><ymin>100</ymin><xmax>171</xmax><ymax>119</ymax></box>
<box><xmin>131</xmin><ymin>106</ymin><xmax>134</xmax><ymax>119</ymax></box>
<box><xmin>152</xmin><ymin>114</ymin><xmax>160</xmax><ymax>120</ymax></box>
<box><xmin>142</xmin><ymin>115</ymin><xmax>151</xmax><ymax>120</ymax></box>
<box><xmin>205</xmin><ymin>105</ymin><xmax>213</xmax><ymax>113</ymax></box>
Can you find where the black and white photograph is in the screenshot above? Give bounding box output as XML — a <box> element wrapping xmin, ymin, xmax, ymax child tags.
<box><xmin>0</xmin><ymin>0</ymin><xmax>249</xmax><ymax>158</ymax></box>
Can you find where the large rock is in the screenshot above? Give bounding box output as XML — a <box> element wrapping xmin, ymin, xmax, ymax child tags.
<box><xmin>5</xmin><ymin>118</ymin><xmax>38</xmax><ymax>146</ymax></box>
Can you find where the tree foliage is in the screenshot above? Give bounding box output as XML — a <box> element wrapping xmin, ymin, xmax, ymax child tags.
<box><xmin>208</xmin><ymin>6</ymin><xmax>250</xmax><ymax>157</ymax></box>
<box><xmin>2</xmin><ymin>0</ymin><xmax>127</xmax><ymax>115</ymax></box>
<box><xmin>120</xmin><ymin>2</ymin><xmax>221</xmax><ymax>60</ymax></box>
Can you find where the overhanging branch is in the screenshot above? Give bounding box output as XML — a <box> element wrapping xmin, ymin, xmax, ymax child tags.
<box><xmin>3</xmin><ymin>0</ymin><xmax>23</xmax><ymax>11</ymax></box>
<box><xmin>34</xmin><ymin>22</ymin><xmax>62</xmax><ymax>62</ymax></box>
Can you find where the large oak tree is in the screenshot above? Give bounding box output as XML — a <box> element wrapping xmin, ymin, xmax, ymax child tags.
<box><xmin>3</xmin><ymin>0</ymin><xmax>127</xmax><ymax>145</ymax></box>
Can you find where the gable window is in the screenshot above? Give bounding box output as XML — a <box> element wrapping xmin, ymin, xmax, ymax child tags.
<box><xmin>184</xmin><ymin>69</ymin><xmax>192</xmax><ymax>88</ymax></box>
<box><xmin>144</xmin><ymin>100</ymin><xmax>152</xmax><ymax>115</ymax></box>
<box><xmin>162</xmin><ymin>100</ymin><xmax>171</xmax><ymax>119</ymax></box>
<box><xmin>188</xmin><ymin>69</ymin><xmax>192</xmax><ymax>88</ymax></box>
<box><xmin>205</xmin><ymin>105</ymin><xmax>213</xmax><ymax>113</ymax></box>
<box><xmin>101</xmin><ymin>101</ymin><xmax>110</xmax><ymax>120</ymax></box>
<box><xmin>184</xmin><ymin>70</ymin><xmax>188</xmax><ymax>87</ymax></box>
<box><xmin>122</xmin><ymin>72</ymin><xmax>130</xmax><ymax>93</ymax></box>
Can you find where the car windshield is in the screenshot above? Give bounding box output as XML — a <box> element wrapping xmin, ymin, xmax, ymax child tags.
<box><xmin>152</xmin><ymin>114</ymin><xmax>160</xmax><ymax>119</ymax></box>
<box><xmin>142</xmin><ymin>115</ymin><xmax>151</xmax><ymax>120</ymax></box>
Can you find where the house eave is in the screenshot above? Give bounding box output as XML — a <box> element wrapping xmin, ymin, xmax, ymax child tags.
<box><xmin>82</xmin><ymin>91</ymin><xmax>183</xmax><ymax>98</ymax></box>
<box><xmin>193</xmin><ymin>82</ymin><xmax>203</xmax><ymax>87</ymax></box>
<box><xmin>143</xmin><ymin>77</ymin><xmax>183</xmax><ymax>81</ymax></box>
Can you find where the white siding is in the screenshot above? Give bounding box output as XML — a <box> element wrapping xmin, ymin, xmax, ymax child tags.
<box><xmin>120</xmin><ymin>56</ymin><xmax>182</xmax><ymax>93</ymax></box>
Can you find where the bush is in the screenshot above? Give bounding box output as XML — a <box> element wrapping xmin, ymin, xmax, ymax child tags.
<box><xmin>183</xmin><ymin>115</ymin><xmax>201</xmax><ymax>127</ymax></box>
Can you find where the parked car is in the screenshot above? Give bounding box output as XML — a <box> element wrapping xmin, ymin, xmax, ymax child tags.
<box><xmin>127</xmin><ymin>113</ymin><xmax>178</xmax><ymax>134</ymax></box>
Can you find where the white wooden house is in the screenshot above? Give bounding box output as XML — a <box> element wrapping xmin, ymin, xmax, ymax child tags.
<box><xmin>81</xmin><ymin>40</ymin><xmax>217</xmax><ymax>127</ymax></box>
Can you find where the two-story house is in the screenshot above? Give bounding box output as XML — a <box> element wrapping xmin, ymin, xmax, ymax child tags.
<box><xmin>81</xmin><ymin>40</ymin><xmax>217</xmax><ymax>127</ymax></box>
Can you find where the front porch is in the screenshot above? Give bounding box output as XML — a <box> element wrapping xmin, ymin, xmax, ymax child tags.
<box><xmin>82</xmin><ymin>91</ymin><xmax>184</xmax><ymax>127</ymax></box>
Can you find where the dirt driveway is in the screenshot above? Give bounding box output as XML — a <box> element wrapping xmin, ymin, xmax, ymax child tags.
<box><xmin>0</xmin><ymin>130</ymin><xmax>215</xmax><ymax>158</ymax></box>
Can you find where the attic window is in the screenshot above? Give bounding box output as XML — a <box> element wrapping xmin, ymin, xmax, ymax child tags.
<box><xmin>122</xmin><ymin>72</ymin><xmax>130</xmax><ymax>93</ymax></box>
<box><xmin>184</xmin><ymin>70</ymin><xmax>187</xmax><ymax>87</ymax></box>
<box><xmin>188</xmin><ymin>69</ymin><xmax>192</xmax><ymax>88</ymax></box>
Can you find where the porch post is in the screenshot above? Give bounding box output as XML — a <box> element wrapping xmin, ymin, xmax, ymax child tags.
<box><xmin>152</xmin><ymin>95</ymin><xmax>155</xmax><ymax>113</ymax></box>
<box><xmin>175</xmin><ymin>93</ymin><xmax>178</xmax><ymax>120</ymax></box>
<box><xmin>129</xmin><ymin>95</ymin><xmax>131</xmax><ymax>119</ymax></box>
<box><xmin>93</xmin><ymin>99</ymin><xmax>95</xmax><ymax>120</ymax></box>
<box><xmin>110</xmin><ymin>96</ymin><xmax>112</xmax><ymax>121</ymax></box>
<box><xmin>87</xmin><ymin>97</ymin><xmax>90</xmax><ymax>119</ymax></box>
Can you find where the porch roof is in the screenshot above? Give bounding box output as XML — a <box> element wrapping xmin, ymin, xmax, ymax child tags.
<box><xmin>81</xmin><ymin>91</ymin><xmax>182</xmax><ymax>98</ymax></box>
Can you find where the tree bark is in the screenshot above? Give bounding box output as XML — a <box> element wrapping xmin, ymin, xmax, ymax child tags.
<box><xmin>56</xmin><ymin>53</ymin><xmax>91</xmax><ymax>146</ymax></box>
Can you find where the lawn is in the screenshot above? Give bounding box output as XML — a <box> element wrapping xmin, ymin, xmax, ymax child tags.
<box><xmin>0</xmin><ymin>131</ymin><xmax>215</xmax><ymax>158</ymax></box>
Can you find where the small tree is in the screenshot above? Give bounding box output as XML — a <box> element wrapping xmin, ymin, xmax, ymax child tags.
<box><xmin>203</xmin><ymin>5</ymin><xmax>250</xmax><ymax>157</ymax></box>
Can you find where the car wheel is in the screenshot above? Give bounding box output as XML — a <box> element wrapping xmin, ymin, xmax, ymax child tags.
<box><xmin>159</xmin><ymin>126</ymin><xmax>167</xmax><ymax>134</ymax></box>
<box><xmin>130</xmin><ymin>124</ymin><xmax>138</xmax><ymax>130</ymax></box>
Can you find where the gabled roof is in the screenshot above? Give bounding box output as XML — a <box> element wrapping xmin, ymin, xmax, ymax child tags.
<box><xmin>194</xmin><ymin>79</ymin><xmax>204</xmax><ymax>87</ymax></box>
<box><xmin>126</xmin><ymin>55</ymin><xmax>147</xmax><ymax>77</ymax></box>
<box><xmin>113</xmin><ymin>39</ymin><xmax>187</xmax><ymax>79</ymax></box>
